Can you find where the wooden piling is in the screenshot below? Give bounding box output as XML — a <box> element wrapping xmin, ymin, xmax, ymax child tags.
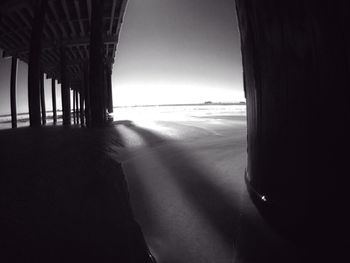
<box><xmin>60</xmin><ymin>47</ymin><xmax>71</xmax><ymax>126</ymax></box>
<box><xmin>51</xmin><ymin>78</ymin><xmax>57</xmax><ymax>124</ymax></box>
<box><xmin>73</xmin><ymin>89</ymin><xmax>76</xmax><ymax>124</ymax></box>
<box><xmin>10</xmin><ymin>57</ymin><xmax>18</xmax><ymax>128</ymax></box>
<box><xmin>84</xmin><ymin>65</ymin><xmax>91</xmax><ymax>127</ymax></box>
<box><xmin>106</xmin><ymin>65</ymin><xmax>113</xmax><ymax>113</ymax></box>
<box><xmin>75</xmin><ymin>90</ymin><xmax>80</xmax><ymax>125</ymax></box>
<box><xmin>28</xmin><ymin>0</ymin><xmax>48</xmax><ymax>127</ymax></box>
<box><xmin>40</xmin><ymin>72</ymin><xmax>46</xmax><ymax>125</ymax></box>
<box><xmin>89</xmin><ymin>0</ymin><xmax>106</xmax><ymax>126</ymax></box>
<box><xmin>79</xmin><ymin>84</ymin><xmax>85</xmax><ymax>126</ymax></box>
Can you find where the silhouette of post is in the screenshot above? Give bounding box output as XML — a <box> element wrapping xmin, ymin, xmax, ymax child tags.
<box><xmin>89</xmin><ymin>0</ymin><xmax>106</xmax><ymax>126</ymax></box>
<box><xmin>40</xmin><ymin>72</ymin><xmax>46</xmax><ymax>125</ymax></box>
<box><xmin>51</xmin><ymin>78</ymin><xmax>57</xmax><ymax>125</ymax></box>
<box><xmin>10</xmin><ymin>56</ymin><xmax>18</xmax><ymax>128</ymax></box>
<box><xmin>79</xmin><ymin>84</ymin><xmax>85</xmax><ymax>125</ymax></box>
<box><xmin>84</xmin><ymin>64</ymin><xmax>91</xmax><ymax>127</ymax></box>
<box><xmin>235</xmin><ymin>1</ymin><xmax>348</xmax><ymax>259</ymax></box>
<box><xmin>106</xmin><ymin>64</ymin><xmax>113</xmax><ymax>113</ymax></box>
<box><xmin>75</xmin><ymin>89</ymin><xmax>80</xmax><ymax>125</ymax></box>
<box><xmin>28</xmin><ymin>0</ymin><xmax>48</xmax><ymax>127</ymax></box>
<box><xmin>73</xmin><ymin>89</ymin><xmax>76</xmax><ymax>124</ymax></box>
<box><xmin>60</xmin><ymin>47</ymin><xmax>71</xmax><ymax>126</ymax></box>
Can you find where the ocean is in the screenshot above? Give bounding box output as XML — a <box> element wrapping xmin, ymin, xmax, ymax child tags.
<box><xmin>0</xmin><ymin>104</ymin><xmax>246</xmax><ymax>130</ymax></box>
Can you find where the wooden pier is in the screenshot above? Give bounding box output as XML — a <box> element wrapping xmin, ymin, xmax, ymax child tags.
<box><xmin>0</xmin><ymin>0</ymin><xmax>127</xmax><ymax>127</ymax></box>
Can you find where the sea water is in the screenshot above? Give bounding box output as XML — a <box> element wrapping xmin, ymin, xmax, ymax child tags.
<box><xmin>0</xmin><ymin>104</ymin><xmax>246</xmax><ymax>130</ymax></box>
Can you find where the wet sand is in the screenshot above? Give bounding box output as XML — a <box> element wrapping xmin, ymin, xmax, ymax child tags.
<box><xmin>0</xmin><ymin>113</ymin><xmax>299</xmax><ymax>262</ymax></box>
<box><xmin>115</xmin><ymin>116</ymin><xmax>300</xmax><ymax>263</ymax></box>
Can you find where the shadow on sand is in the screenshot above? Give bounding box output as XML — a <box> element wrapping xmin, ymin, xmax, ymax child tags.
<box><xmin>0</xmin><ymin>125</ymin><xmax>151</xmax><ymax>263</ymax></box>
<box><xmin>121</xmin><ymin>121</ymin><xmax>300</xmax><ymax>263</ymax></box>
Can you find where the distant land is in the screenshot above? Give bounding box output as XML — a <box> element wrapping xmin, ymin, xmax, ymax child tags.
<box><xmin>116</xmin><ymin>101</ymin><xmax>246</xmax><ymax>108</ymax></box>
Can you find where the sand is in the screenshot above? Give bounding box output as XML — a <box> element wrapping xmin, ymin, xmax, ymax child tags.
<box><xmin>0</xmin><ymin>107</ymin><xmax>299</xmax><ymax>262</ymax></box>
<box><xmin>114</xmin><ymin>115</ymin><xmax>300</xmax><ymax>263</ymax></box>
<box><xmin>0</xmin><ymin>126</ymin><xmax>151</xmax><ymax>262</ymax></box>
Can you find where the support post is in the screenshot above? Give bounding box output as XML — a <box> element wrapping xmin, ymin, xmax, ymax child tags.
<box><xmin>73</xmin><ymin>89</ymin><xmax>76</xmax><ymax>124</ymax></box>
<box><xmin>106</xmin><ymin>64</ymin><xmax>113</xmax><ymax>113</ymax></box>
<box><xmin>89</xmin><ymin>0</ymin><xmax>106</xmax><ymax>126</ymax></box>
<box><xmin>79</xmin><ymin>84</ymin><xmax>85</xmax><ymax>125</ymax></box>
<box><xmin>76</xmin><ymin>90</ymin><xmax>80</xmax><ymax>125</ymax></box>
<box><xmin>10</xmin><ymin>57</ymin><xmax>18</xmax><ymax>128</ymax></box>
<box><xmin>235</xmin><ymin>1</ymin><xmax>348</xmax><ymax>260</ymax></box>
<box><xmin>60</xmin><ymin>47</ymin><xmax>71</xmax><ymax>126</ymax></box>
<box><xmin>28</xmin><ymin>0</ymin><xmax>48</xmax><ymax>127</ymax></box>
<box><xmin>40</xmin><ymin>72</ymin><xmax>46</xmax><ymax>125</ymax></box>
<box><xmin>84</xmin><ymin>64</ymin><xmax>91</xmax><ymax>127</ymax></box>
<box><xmin>51</xmin><ymin>78</ymin><xmax>57</xmax><ymax>124</ymax></box>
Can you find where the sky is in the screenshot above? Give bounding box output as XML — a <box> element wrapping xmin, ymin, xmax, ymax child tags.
<box><xmin>0</xmin><ymin>0</ymin><xmax>243</xmax><ymax>115</ymax></box>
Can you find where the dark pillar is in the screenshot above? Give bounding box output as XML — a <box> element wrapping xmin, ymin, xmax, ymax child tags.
<box><xmin>84</xmin><ymin>65</ymin><xmax>91</xmax><ymax>127</ymax></box>
<box><xmin>236</xmin><ymin>0</ymin><xmax>347</xmax><ymax>260</ymax></box>
<box><xmin>106</xmin><ymin>65</ymin><xmax>113</xmax><ymax>113</ymax></box>
<box><xmin>10</xmin><ymin>57</ymin><xmax>18</xmax><ymax>128</ymax></box>
<box><xmin>60</xmin><ymin>47</ymin><xmax>71</xmax><ymax>126</ymax></box>
<box><xmin>28</xmin><ymin>0</ymin><xmax>48</xmax><ymax>127</ymax></box>
<box><xmin>89</xmin><ymin>0</ymin><xmax>106</xmax><ymax>126</ymax></box>
<box><xmin>40</xmin><ymin>72</ymin><xmax>46</xmax><ymax>125</ymax></box>
<box><xmin>79</xmin><ymin>85</ymin><xmax>85</xmax><ymax>125</ymax></box>
<box><xmin>73</xmin><ymin>89</ymin><xmax>76</xmax><ymax>124</ymax></box>
<box><xmin>51</xmin><ymin>78</ymin><xmax>57</xmax><ymax>124</ymax></box>
<box><xmin>75</xmin><ymin>89</ymin><xmax>80</xmax><ymax>125</ymax></box>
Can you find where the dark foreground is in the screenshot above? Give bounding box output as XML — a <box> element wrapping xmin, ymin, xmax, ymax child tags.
<box><xmin>0</xmin><ymin>125</ymin><xmax>152</xmax><ymax>263</ymax></box>
<box><xmin>0</xmin><ymin>119</ymin><xmax>300</xmax><ymax>263</ymax></box>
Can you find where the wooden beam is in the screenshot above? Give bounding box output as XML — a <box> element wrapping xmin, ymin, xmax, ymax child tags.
<box><xmin>28</xmin><ymin>0</ymin><xmax>48</xmax><ymax>127</ymax></box>
<box><xmin>10</xmin><ymin>57</ymin><xmax>18</xmax><ymax>128</ymax></box>
<box><xmin>74</xmin><ymin>0</ymin><xmax>85</xmax><ymax>36</ymax></box>
<box><xmin>114</xmin><ymin>0</ymin><xmax>128</xmax><ymax>35</ymax></box>
<box><xmin>108</xmin><ymin>0</ymin><xmax>117</xmax><ymax>35</ymax></box>
<box><xmin>27</xmin><ymin>6</ymin><xmax>50</xmax><ymax>40</ymax></box>
<box><xmin>87</xmin><ymin>0</ymin><xmax>92</xmax><ymax>25</ymax></box>
<box><xmin>48</xmin><ymin>1</ymin><xmax>68</xmax><ymax>38</ymax></box>
<box><xmin>4</xmin><ymin>35</ymin><xmax>119</xmax><ymax>56</ymax></box>
<box><xmin>62</xmin><ymin>0</ymin><xmax>77</xmax><ymax>36</ymax></box>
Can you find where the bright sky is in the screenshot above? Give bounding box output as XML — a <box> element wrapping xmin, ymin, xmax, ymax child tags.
<box><xmin>0</xmin><ymin>0</ymin><xmax>243</xmax><ymax>115</ymax></box>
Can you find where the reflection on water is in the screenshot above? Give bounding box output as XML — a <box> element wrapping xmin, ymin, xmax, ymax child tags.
<box><xmin>0</xmin><ymin>104</ymin><xmax>246</xmax><ymax>130</ymax></box>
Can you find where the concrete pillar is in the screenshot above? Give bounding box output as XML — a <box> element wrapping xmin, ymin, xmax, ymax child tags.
<box><xmin>235</xmin><ymin>0</ymin><xmax>348</xmax><ymax>260</ymax></box>
<box><xmin>60</xmin><ymin>47</ymin><xmax>71</xmax><ymax>126</ymax></box>
<box><xmin>89</xmin><ymin>0</ymin><xmax>106</xmax><ymax>126</ymax></box>
<box><xmin>28</xmin><ymin>0</ymin><xmax>48</xmax><ymax>127</ymax></box>
<box><xmin>39</xmin><ymin>72</ymin><xmax>46</xmax><ymax>125</ymax></box>
<box><xmin>51</xmin><ymin>78</ymin><xmax>57</xmax><ymax>124</ymax></box>
<box><xmin>10</xmin><ymin>56</ymin><xmax>18</xmax><ymax>128</ymax></box>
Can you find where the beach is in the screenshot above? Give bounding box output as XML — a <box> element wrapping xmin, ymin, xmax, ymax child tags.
<box><xmin>0</xmin><ymin>105</ymin><xmax>299</xmax><ymax>262</ymax></box>
<box><xmin>112</xmin><ymin>105</ymin><xmax>299</xmax><ymax>262</ymax></box>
